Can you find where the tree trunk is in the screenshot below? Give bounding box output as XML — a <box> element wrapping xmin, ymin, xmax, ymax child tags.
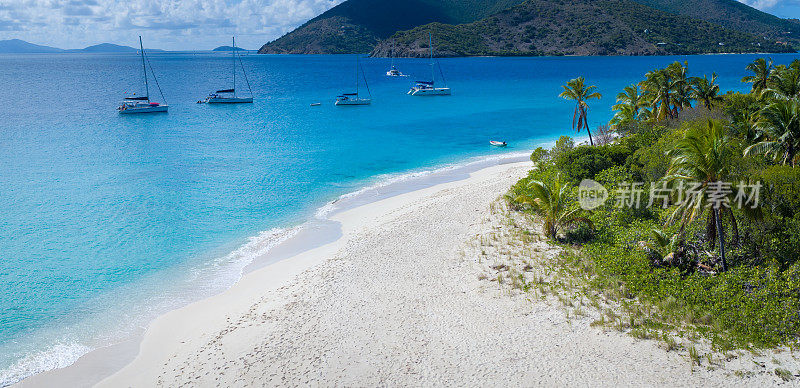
<box><xmin>584</xmin><ymin>119</ymin><xmax>594</xmax><ymax>146</ymax></box>
<box><xmin>726</xmin><ymin>209</ymin><xmax>739</xmax><ymax>247</ymax></box>
<box><xmin>714</xmin><ymin>208</ymin><xmax>727</xmax><ymax>272</ymax></box>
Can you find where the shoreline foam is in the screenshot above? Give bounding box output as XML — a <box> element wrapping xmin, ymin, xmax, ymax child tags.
<box><xmin>93</xmin><ymin>158</ymin><xmax>534</xmax><ymax>386</ymax></box>
<box><xmin>15</xmin><ymin>149</ymin><xmax>535</xmax><ymax>387</ymax></box>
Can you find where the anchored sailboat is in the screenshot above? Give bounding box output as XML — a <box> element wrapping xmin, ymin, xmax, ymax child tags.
<box><xmin>408</xmin><ymin>32</ymin><xmax>451</xmax><ymax>96</ymax></box>
<box><xmin>386</xmin><ymin>41</ymin><xmax>404</xmax><ymax>77</ymax></box>
<box><xmin>336</xmin><ymin>55</ymin><xmax>371</xmax><ymax>106</ymax></box>
<box><xmin>118</xmin><ymin>36</ymin><xmax>168</xmax><ymax>114</ymax></box>
<box><xmin>204</xmin><ymin>37</ymin><xmax>254</xmax><ymax>104</ymax></box>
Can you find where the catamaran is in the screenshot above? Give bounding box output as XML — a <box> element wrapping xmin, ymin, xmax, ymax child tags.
<box><xmin>118</xmin><ymin>36</ymin><xmax>168</xmax><ymax>114</ymax></box>
<box><xmin>408</xmin><ymin>32</ymin><xmax>451</xmax><ymax>96</ymax></box>
<box><xmin>336</xmin><ymin>55</ymin><xmax>371</xmax><ymax>106</ymax></box>
<box><xmin>205</xmin><ymin>37</ymin><xmax>254</xmax><ymax>104</ymax></box>
<box><xmin>386</xmin><ymin>41</ymin><xmax>404</xmax><ymax>77</ymax></box>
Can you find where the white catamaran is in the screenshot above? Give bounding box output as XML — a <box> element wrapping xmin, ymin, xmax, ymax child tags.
<box><xmin>205</xmin><ymin>37</ymin><xmax>254</xmax><ymax>104</ymax></box>
<box><xmin>408</xmin><ymin>32</ymin><xmax>451</xmax><ymax>96</ymax></box>
<box><xmin>336</xmin><ymin>55</ymin><xmax>372</xmax><ymax>106</ymax></box>
<box><xmin>118</xmin><ymin>36</ymin><xmax>168</xmax><ymax>114</ymax></box>
<box><xmin>386</xmin><ymin>40</ymin><xmax>404</xmax><ymax>77</ymax></box>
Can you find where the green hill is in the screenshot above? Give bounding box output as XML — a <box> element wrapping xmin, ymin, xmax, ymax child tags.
<box><xmin>631</xmin><ymin>0</ymin><xmax>800</xmax><ymax>41</ymax></box>
<box><xmin>371</xmin><ymin>0</ymin><xmax>793</xmax><ymax>57</ymax></box>
<box><xmin>258</xmin><ymin>0</ymin><xmax>527</xmax><ymax>54</ymax></box>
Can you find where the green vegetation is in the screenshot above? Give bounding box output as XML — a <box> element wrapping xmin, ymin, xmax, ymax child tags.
<box><xmin>258</xmin><ymin>0</ymin><xmax>526</xmax><ymax>54</ymax></box>
<box><xmin>377</xmin><ymin>0</ymin><xmax>792</xmax><ymax>57</ymax></box>
<box><xmin>631</xmin><ymin>0</ymin><xmax>800</xmax><ymax>45</ymax></box>
<box><xmin>505</xmin><ymin>174</ymin><xmax>593</xmax><ymax>240</ymax></box>
<box><xmin>261</xmin><ymin>0</ymin><xmax>797</xmax><ymax>55</ymax></box>
<box><xmin>507</xmin><ymin>59</ymin><xmax>800</xmax><ymax>349</ymax></box>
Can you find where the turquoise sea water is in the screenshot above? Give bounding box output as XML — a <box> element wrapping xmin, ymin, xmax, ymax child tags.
<box><xmin>1</xmin><ymin>52</ymin><xmax>798</xmax><ymax>384</ymax></box>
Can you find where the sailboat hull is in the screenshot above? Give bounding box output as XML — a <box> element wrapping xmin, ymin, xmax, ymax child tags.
<box><xmin>409</xmin><ymin>87</ymin><xmax>451</xmax><ymax>96</ymax></box>
<box><xmin>207</xmin><ymin>97</ymin><xmax>253</xmax><ymax>104</ymax></box>
<box><xmin>118</xmin><ymin>105</ymin><xmax>169</xmax><ymax>114</ymax></box>
<box><xmin>335</xmin><ymin>98</ymin><xmax>371</xmax><ymax>106</ymax></box>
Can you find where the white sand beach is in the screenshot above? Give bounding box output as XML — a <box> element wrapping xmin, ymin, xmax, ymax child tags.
<box><xmin>20</xmin><ymin>159</ymin><xmax>793</xmax><ymax>387</ymax></box>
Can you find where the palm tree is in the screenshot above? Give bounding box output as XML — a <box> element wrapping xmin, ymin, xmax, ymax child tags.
<box><xmin>506</xmin><ymin>175</ymin><xmax>593</xmax><ymax>240</ymax></box>
<box><xmin>560</xmin><ymin>77</ymin><xmax>601</xmax><ymax>146</ymax></box>
<box><xmin>641</xmin><ymin>68</ymin><xmax>675</xmax><ymax>121</ymax></box>
<box><xmin>610</xmin><ymin>84</ymin><xmax>644</xmax><ymax>129</ymax></box>
<box><xmin>642</xmin><ymin>61</ymin><xmax>691</xmax><ymax>121</ymax></box>
<box><xmin>763</xmin><ymin>61</ymin><xmax>800</xmax><ymax>100</ymax></box>
<box><xmin>745</xmin><ymin>98</ymin><xmax>800</xmax><ymax>166</ymax></box>
<box><xmin>646</xmin><ymin>229</ymin><xmax>681</xmax><ymax>260</ymax></box>
<box><xmin>668</xmin><ymin>61</ymin><xmax>692</xmax><ymax>116</ymax></box>
<box><xmin>690</xmin><ymin>73</ymin><xmax>722</xmax><ymax>110</ymax></box>
<box><xmin>610</xmin><ymin>105</ymin><xmax>636</xmax><ymax>129</ymax></box>
<box><xmin>666</xmin><ymin>120</ymin><xmax>734</xmax><ymax>271</ymax></box>
<box><xmin>742</xmin><ymin>57</ymin><xmax>772</xmax><ymax>94</ymax></box>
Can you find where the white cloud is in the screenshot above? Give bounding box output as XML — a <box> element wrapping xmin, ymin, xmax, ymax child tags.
<box><xmin>738</xmin><ymin>0</ymin><xmax>800</xmax><ymax>10</ymax></box>
<box><xmin>0</xmin><ymin>0</ymin><xmax>344</xmax><ymax>50</ymax></box>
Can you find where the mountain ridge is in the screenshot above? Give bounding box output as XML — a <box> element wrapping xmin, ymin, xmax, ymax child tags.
<box><xmin>0</xmin><ymin>39</ymin><xmax>63</xmax><ymax>53</ymax></box>
<box><xmin>260</xmin><ymin>0</ymin><xmax>799</xmax><ymax>56</ymax></box>
<box><xmin>371</xmin><ymin>0</ymin><xmax>793</xmax><ymax>57</ymax></box>
<box><xmin>258</xmin><ymin>0</ymin><xmax>528</xmax><ymax>54</ymax></box>
<box><xmin>0</xmin><ymin>39</ymin><xmax>166</xmax><ymax>53</ymax></box>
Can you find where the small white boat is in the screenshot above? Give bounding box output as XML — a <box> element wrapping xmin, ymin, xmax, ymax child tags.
<box><xmin>386</xmin><ymin>66</ymin><xmax>403</xmax><ymax>77</ymax></box>
<box><xmin>118</xmin><ymin>36</ymin><xmax>168</xmax><ymax>114</ymax></box>
<box><xmin>408</xmin><ymin>32</ymin><xmax>451</xmax><ymax>97</ymax></box>
<box><xmin>336</xmin><ymin>55</ymin><xmax>372</xmax><ymax>106</ymax></box>
<box><xmin>386</xmin><ymin>41</ymin><xmax>405</xmax><ymax>77</ymax></box>
<box><xmin>310</xmin><ymin>102</ymin><xmax>321</xmax><ymax>106</ymax></box>
<box><xmin>204</xmin><ymin>37</ymin><xmax>253</xmax><ymax>104</ymax></box>
<box><xmin>490</xmin><ymin>141</ymin><xmax>507</xmax><ymax>147</ymax></box>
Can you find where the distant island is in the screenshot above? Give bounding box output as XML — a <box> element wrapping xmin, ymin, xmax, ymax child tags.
<box><xmin>73</xmin><ymin>43</ymin><xmax>139</xmax><ymax>53</ymax></box>
<box><xmin>0</xmin><ymin>39</ymin><xmax>63</xmax><ymax>53</ymax></box>
<box><xmin>213</xmin><ymin>46</ymin><xmax>247</xmax><ymax>52</ymax></box>
<box><xmin>0</xmin><ymin>39</ymin><xmax>165</xmax><ymax>54</ymax></box>
<box><xmin>259</xmin><ymin>0</ymin><xmax>799</xmax><ymax>56</ymax></box>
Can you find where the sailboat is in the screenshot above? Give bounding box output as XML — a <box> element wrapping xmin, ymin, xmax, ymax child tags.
<box><xmin>118</xmin><ymin>36</ymin><xmax>168</xmax><ymax>114</ymax></box>
<box><xmin>408</xmin><ymin>32</ymin><xmax>451</xmax><ymax>96</ymax></box>
<box><xmin>386</xmin><ymin>41</ymin><xmax>404</xmax><ymax>77</ymax></box>
<box><xmin>205</xmin><ymin>37</ymin><xmax>254</xmax><ymax>104</ymax></box>
<box><xmin>336</xmin><ymin>55</ymin><xmax>372</xmax><ymax>106</ymax></box>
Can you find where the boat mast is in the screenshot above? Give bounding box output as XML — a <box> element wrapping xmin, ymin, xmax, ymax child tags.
<box><xmin>391</xmin><ymin>40</ymin><xmax>395</xmax><ymax>68</ymax></box>
<box><xmin>429</xmin><ymin>32</ymin><xmax>434</xmax><ymax>85</ymax></box>
<box><xmin>356</xmin><ymin>54</ymin><xmax>359</xmax><ymax>97</ymax></box>
<box><xmin>232</xmin><ymin>36</ymin><xmax>236</xmax><ymax>98</ymax></box>
<box><xmin>139</xmin><ymin>36</ymin><xmax>150</xmax><ymax>101</ymax></box>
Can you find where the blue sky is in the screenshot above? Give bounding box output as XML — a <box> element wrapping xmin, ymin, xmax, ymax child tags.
<box><xmin>741</xmin><ymin>0</ymin><xmax>800</xmax><ymax>18</ymax></box>
<box><xmin>0</xmin><ymin>0</ymin><xmax>799</xmax><ymax>51</ymax></box>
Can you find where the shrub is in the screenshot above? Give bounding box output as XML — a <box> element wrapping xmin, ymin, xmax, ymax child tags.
<box><xmin>530</xmin><ymin>147</ymin><xmax>549</xmax><ymax>167</ymax></box>
<box><xmin>555</xmin><ymin>144</ymin><xmax>632</xmax><ymax>183</ymax></box>
<box><xmin>550</xmin><ymin>135</ymin><xmax>575</xmax><ymax>160</ymax></box>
